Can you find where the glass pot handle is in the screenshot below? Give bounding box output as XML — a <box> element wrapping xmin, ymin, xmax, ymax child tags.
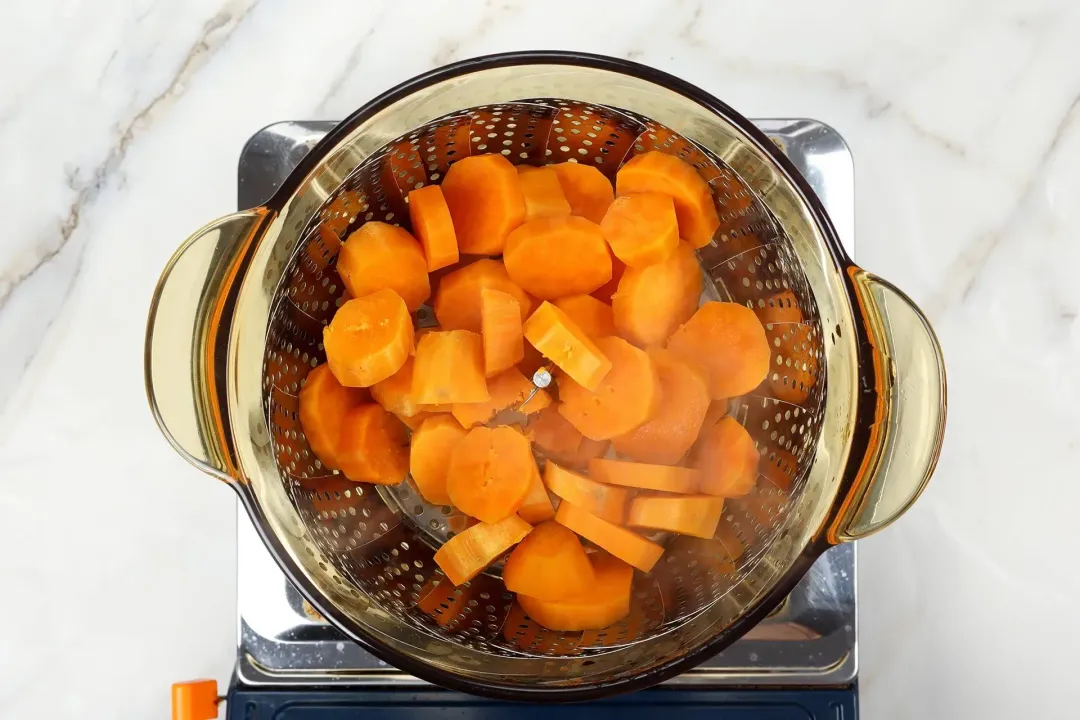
<box><xmin>831</xmin><ymin>268</ymin><xmax>947</xmax><ymax>542</ymax></box>
<box><xmin>144</xmin><ymin>208</ymin><xmax>272</xmax><ymax>483</ymax></box>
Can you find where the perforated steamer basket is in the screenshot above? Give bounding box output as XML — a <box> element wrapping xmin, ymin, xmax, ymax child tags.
<box><xmin>145</xmin><ymin>52</ymin><xmax>945</xmax><ymax>700</ymax></box>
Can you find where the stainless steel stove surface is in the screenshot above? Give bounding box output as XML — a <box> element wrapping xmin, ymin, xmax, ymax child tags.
<box><xmin>234</xmin><ymin>118</ymin><xmax>857</xmax><ymax>690</ymax></box>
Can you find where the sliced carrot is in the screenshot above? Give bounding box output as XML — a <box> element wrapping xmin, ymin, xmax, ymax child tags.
<box><xmin>408</xmin><ymin>184</ymin><xmax>459</xmax><ymax>271</ymax></box>
<box><xmin>522</xmin><ymin>301</ymin><xmax>612</xmax><ymax>391</ymax></box>
<box><xmin>616</xmin><ymin>151</ymin><xmax>720</xmax><ymax>248</ymax></box>
<box><xmin>555</xmin><ymin>502</ymin><xmax>664</xmax><ymax>572</ymax></box>
<box><xmin>600</xmin><ymin>193</ymin><xmax>679</xmax><ymax>268</ymax></box>
<box><xmin>336</xmin><ymin>404</ymin><xmax>409</xmax><ymax>485</ymax></box>
<box><xmin>552</xmin><ymin>295</ymin><xmax>615</xmax><ymax>340</ymax></box>
<box><xmin>298</xmin><ymin>364</ymin><xmax>368</xmax><ymax>471</ymax></box>
<box><xmin>517</xmin><ymin>552</ymin><xmax>633</xmax><ymax>631</ymax></box>
<box><xmin>588</xmin><ymin>458</ymin><xmax>700</xmax><ymax>495</ymax></box>
<box><xmin>611</xmin><ymin>349</ymin><xmax>710</xmax><ymax>464</ymax></box>
<box><xmin>504</xmin><ymin>216</ymin><xmax>612</xmax><ymax>300</ymax></box>
<box><xmin>323</xmin><ymin>289</ymin><xmax>414</xmax><ymax>387</ymax></box>
<box><xmin>517</xmin><ymin>166</ymin><xmax>571</xmax><ymax>221</ymax></box>
<box><xmin>446</xmin><ymin>426</ymin><xmax>534</xmax><ymax>523</ymax></box>
<box><xmin>433</xmin><ymin>259</ymin><xmax>532</xmax><ymax>333</ymax></box>
<box><xmin>434</xmin><ymin>514</ymin><xmax>533</xmax><ymax>586</ymax></box>
<box><xmin>549</xmin><ymin>162</ymin><xmax>614</xmax><ymax>224</ymax></box>
<box><xmin>590</xmin><ymin>247</ymin><xmax>626</xmax><ymax>304</ymax></box>
<box><xmin>696</xmin><ymin>417</ymin><xmax>760</xmax><ymax>498</ymax></box>
<box><xmin>518</xmin><ymin>458</ymin><xmax>556</xmax><ymax>524</ymax></box>
<box><xmin>412</xmin><ymin>330</ymin><xmax>489</xmax><ymax>405</ymax></box>
<box><xmin>441</xmin><ymin>154</ymin><xmax>525</xmax><ymax>255</ymax></box>
<box><xmin>627</xmin><ymin>493</ymin><xmax>725</xmax><ymax>538</ymax></box>
<box><xmin>503</xmin><ymin>521</ymin><xmax>595</xmax><ymax>601</ymax></box>
<box><xmin>452</xmin><ymin>369</ymin><xmax>551</xmax><ymax>429</ymax></box>
<box><xmin>336</xmin><ymin>221</ymin><xmax>430</xmax><ymax>312</ymax></box>
<box><xmin>557</xmin><ymin>336</ymin><xmax>661</xmax><ymax>441</ymax></box>
<box><xmin>666</xmin><ymin>302</ymin><xmax>771</xmax><ymax>399</ymax></box>
<box><xmin>409</xmin><ymin>414</ymin><xmax>467</xmax><ymax>506</ymax></box>
<box><xmin>480</xmin><ymin>288</ymin><xmax>524</xmax><ymax>377</ymax></box>
<box><xmin>702</xmin><ymin>400</ymin><xmax>730</xmax><ymax>430</ymax></box>
<box><xmin>371</xmin><ymin>357</ymin><xmax>427</xmax><ymax>418</ymax></box>
<box><xmin>544</xmin><ymin>461</ymin><xmax>631</xmax><ymax>524</ymax></box>
<box><xmin>612</xmin><ymin>240</ymin><xmax>702</xmax><ymax>347</ymax></box>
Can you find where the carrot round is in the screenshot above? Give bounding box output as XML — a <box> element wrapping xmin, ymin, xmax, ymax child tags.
<box><xmin>627</xmin><ymin>493</ymin><xmax>726</xmax><ymax>539</ymax></box>
<box><xmin>409</xmin><ymin>414</ymin><xmax>468</xmax><ymax>506</ymax></box>
<box><xmin>517</xmin><ymin>552</ymin><xmax>632</xmax><ymax>631</ymax></box>
<box><xmin>523</xmin><ymin>301</ymin><xmax>612</xmax><ymax>391</ymax></box>
<box><xmin>557</xmin><ymin>336</ymin><xmax>661</xmax><ymax>441</ymax></box>
<box><xmin>555</xmin><ymin>502</ymin><xmax>664</xmax><ymax>572</ymax></box>
<box><xmin>412</xmin><ymin>330</ymin><xmax>489</xmax><ymax>405</ymax></box>
<box><xmin>371</xmin><ymin>357</ymin><xmax>426</xmax><ymax>418</ymax></box>
<box><xmin>517</xmin><ymin>166</ymin><xmax>571</xmax><ymax>221</ymax></box>
<box><xmin>336</xmin><ymin>404</ymin><xmax>409</xmax><ymax>485</ymax></box>
<box><xmin>600</xmin><ymin>193</ymin><xmax>679</xmax><ymax>268</ymax></box>
<box><xmin>544</xmin><ymin>461</ymin><xmax>631</xmax><ymax>525</ymax></box>
<box><xmin>504</xmin><ymin>216</ymin><xmax>612</xmax><ymax>300</ymax></box>
<box><xmin>549</xmin><ymin>162</ymin><xmax>614</xmax><ymax>224</ymax></box>
<box><xmin>434</xmin><ymin>514</ymin><xmax>533</xmax><ymax>586</ymax></box>
<box><xmin>611</xmin><ymin>349</ymin><xmax>710</xmax><ymax>464</ymax></box>
<box><xmin>696</xmin><ymin>417</ymin><xmax>760</xmax><ymax>498</ymax></box>
<box><xmin>588</xmin><ymin>458</ymin><xmax>700</xmax><ymax>495</ymax></box>
<box><xmin>441</xmin><ymin>154</ymin><xmax>525</xmax><ymax>255</ymax></box>
<box><xmin>480</xmin><ymin>287</ymin><xmax>524</xmax><ymax>377</ymax></box>
<box><xmin>298</xmin><ymin>364</ymin><xmax>368</xmax><ymax>471</ymax></box>
<box><xmin>336</xmin><ymin>221</ymin><xmax>430</xmax><ymax>312</ymax></box>
<box><xmin>616</xmin><ymin>151</ymin><xmax>720</xmax><ymax>248</ymax></box>
<box><xmin>552</xmin><ymin>294</ymin><xmax>616</xmax><ymax>340</ymax></box>
<box><xmin>613</xmin><ymin>240</ymin><xmax>702</xmax><ymax>347</ymax></box>
<box><xmin>446</xmin><ymin>426</ymin><xmax>534</xmax><ymax>523</ymax></box>
<box><xmin>518</xmin><ymin>458</ymin><xmax>556</xmax><ymax>524</ymax></box>
<box><xmin>666</xmin><ymin>301</ymin><xmax>771</xmax><ymax>399</ymax></box>
<box><xmin>323</xmin><ymin>289</ymin><xmax>414</xmax><ymax>387</ymax></box>
<box><xmin>408</xmin><ymin>184</ymin><xmax>459</xmax><ymax>271</ymax></box>
<box><xmin>452</xmin><ymin>368</ymin><xmax>551</xmax><ymax>429</ymax></box>
<box><xmin>503</xmin><ymin>521</ymin><xmax>595</xmax><ymax>601</ymax></box>
<box><xmin>433</xmin><ymin>259</ymin><xmax>532</xmax><ymax>333</ymax></box>
<box><xmin>590</xmin><ymin>247</ymin><xmax>626</xmax><ymax>303</ymax></box>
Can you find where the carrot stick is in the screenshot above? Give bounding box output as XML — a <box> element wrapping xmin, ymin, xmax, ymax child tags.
<box><xmin>600</xmin><ymin>193</ymin><xmax>679</xmax><ymax>267</ymax></box>
<box><xmin>441</xmin><ymin>153</ymin><xmax>526</xmax><ymax>255</ymax></box>
<box><xmin>626</xmin><ymin>493</ymin><xmax>726</xmax><ymax>539</ymax></box>
<box><xmin>336</xmin><ymin>404</ymin><xmax>409</xmax><ymax>485</ymax></box>
<box><xmin>544</xmin><ymin>461</ymin><xmax>631</xmax><ymax>525</ymax></box>
<box><xmin>517</xmin><ymin>552</ymin><xmax>633</xmax><ymax>631</ymax></box>
<box><xmin>616</xmin><ymin>151</ymin><xmax>720</xmax><ymax>248</ymax></box>
<box><xmin>517</xmin><ymin>166</ymin><xmax>571</xmax><ymax>220</ymax></box>
<box><xmin>434</xmin><ymin>514</ymin><xmax>533</xmax><ymax>586</ymax></box>
<box><xmin>433</xmin><ymin>259</ymin><xmax>533</xmax><ymax>333</ymax></box>
<box><xmin>451</xmin><ymin>368</ymin><xmax>551</xmax><ymax>429</ymax></box>
<box><xmin>503</xmin><ymin>521</ymin><xmax>595</xmax><ymax>601</ymax></box>
<box><xmin>504</xmin><ymin>216</ymin><xmax>612</xmax><ymax>300</ymax></box>
<box><xmin>588</xmin><ymin>458</ymin><xmax>700</xmax><ymax>495</ymax></box>
<box><xmin>446</xmin><ymin>426</ymin><xmax>535</xmax><ymax>523</ymax></box>
<box><xmin>298</xmin><ymin>364</ymin><xmax>369</xmax><ymax>471</ymax></box>
<box><xmin>612</xmin><ymin>240</ymin><xmax>702</xmax><ymax>347</ymax></box>
<box><xmin>409</xmin><ymin>415</ymin><xmax>468</xmax><ymax>506</ymax></box>
<box><xmin>552</xmin><ymin>294</ymin><xmax>616</xmax><ymax>340</ymax></box>
<box><xmin>549</xmin><ymin>162</ymin><xmax>614</xmax><ymax>224</ymax></box>
<box><xmin>412</xmin><ymin>330</ymin><xmax>489</xmax><ymax>405</ymax></box>
<box><xmin>696</xmin><ymin>417</ymin><xmax>760</xmax><ymax>498</ymax></box>
<box><xmin>666</xmin><ymin>302</ymin><xmax>771</xmax><ymax>399</ymax></box>
<box><xmin>323</xmin><ymin>289</ymin><xmax>414</xmax><ymax>387</ymax></box>
<box><xmin>336</xmin><ymin>221</ymin><xmax>431</xmax><ymax>311</ymax></box>
<box><xmin>480</xmin><ymin>288</ymin><xmax>525</xmax><ymax>377</ymax></box>
<box><xmin>555</xmin><ymin>501</ymin><xmax>664</xmax><ymax>572</ymax></box>
<box><xmin>522</xmin><ymin>301</ymin><xmax>612</xmax><ymax>391</ymax></box>
<box><xmin>408</xmin><ymin>184</ymin><xmax>459</xmax><ymax>271</ymax></box>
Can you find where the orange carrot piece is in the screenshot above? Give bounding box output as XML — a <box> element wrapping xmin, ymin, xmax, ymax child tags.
<box><xmin>441</xmin><ymin>154</ymin><xmax>525</xmax><ymax>255</ymax></box>
<box><xmin>408</xmin><ymin>184</ymin><xmax>459</xmax><ymax>271</ymax></box>
<box><xmin>552</xmin><ymin>294</ymin><xmax>616</xmax><ymax>340</ymax></box>
<box><xmin>600</xmin><ymin>193</ymin><xmax>679</xmax><ymax>268</ymax></box>
<box><xmin>590</xmin><ymin>247</ymin><xmax>626</xmax><ymax>304</ymax></box>
<box><xmin>371</xmin><ymin>357</ymin><xmax>428</xmax><ymax>419</ymax></box>
<box><xmin>337</xmin><ymin>404</ymin><xmax>409</xmax><ymax>485</ymax></box>
<box><xmin>446</xmin><ymin>426</ymin><xmax>535</xmax><ymax>523</ymax></box>
<box><xmin>518</xmin><ymin>458</ymin><xmax>556</xmax><ymax>524</ymax></box>
<box><xmin>434</xmin><ymin>514</ymin><xmax>533</xmax><ymax>586</ymax></box>
<box><xmin>503</xmin><ymin>521</ymin><xmax>595</xmax><ymax>601</ymax></box>
<box><xmin>588</xmin><ymin>458</ymin><xmax>700</xmax><ymax>495</ymax></box>
<box><xmin>504</xmin><ymin>216</ymin><xmax>612</xmax><ymax>300</ymax></box>
<box><xmin>396</xmin><ymin>409</ymin><xmax>439</xmax><ymax>431</ymax></box>
<box><xmin>525</xmin><ymin>405</ymin><xmax>582</xmax><ymax>457</ymax></box>
<box><xmin>627</xmin><ymin>493</ymin><xmax>726</xmax><ymax>539</ymax></box>
<box><xmin>616</xmin><ymin>151</ymin><xmax>720</xmax><ymax>248</ymax></box>
<box><xmin>557</xmin><ymin>336</ymin><xmax>661</xmax><ymax>441</ymax></box>
<box><xmin>702</xmin><ymin>400</ymin><xmax>730</xmax><ymax>430</ymax></box>
<box><xmin>417</xmin><ymin>577</ymin><xmax>469</xmax><ymax>627</ymax></box>
<box><xmin>433</xmin><ymin>259</ymin><xmax>532</xmax><ymax>333</ymax></box>
<box><xmin>611</xmin><ymin>349</ymin><xmax>710</xmax><ymax>464</ymax></box>
<box><xmin>298</xmin><ymin>364</ymin><xmax>368</xmax><ymax>471</ymax></box>
<box><xmin>696</xmin><ymin>417</ymin><xmax>760</xmax><ymax>498</ymax></box>
<box><xmin>522</xmin><ymin>301</ymin><xmax>612</xmax><ymax>391</ymax></box>
<box><xmin>550</xmin><ymin>162</ymin><xmax>614</xmax><ymax>224</ymax></box>
<box><xmin>452</xmin><ymin>369</ymin><xmax>551</xmax><ymax>429</ymax></box>
<box><xmin>518</xmin><ymin>166</ymin><xmax>571</xmax><ymax>221</ymax></box>
<box><xmin>612</xmin><ymin>240</ymin><xmax>702</xmax><ymax>347</ymax></box>
<box><xmin>555</xmin><ymin>502</ymin><xmax>664</xmax><ymax>572</ymax></box>
<box><xmin>517</xmin><ymin>552</ymin><xmax>632</xmax><ymax>631</ymax></box>
<box><xmin>324</xmin><ymin>289</ymin><xmax>414</xmax><ymax>387</ymax></box>
<box><xmin>544</xmin><ymin>461</ymin><xmax>631</xmax><ymax>525</ymax></box>
<box><xmin>666</xmin><ymin>302</ymin><xmax>771</xmax><ymax>399</ymax></box>
<box><xmin>480</xmin><ymin>288</ymin><xmax>524</xmax><ymax>377</ymax></box>
<box><xmin>409</xmin><ymin>414</ymin><xmax>468</xmax><ymax>505</ymax></box>
<box><xmin>336</xmin><ymin>221</ymin><xmax>431</xmax><ymax>312</ymax></box>
<box><xmin>412</xmin><ymin>330</ymin><xmax>489</xmax><ymax>405</ymax></box>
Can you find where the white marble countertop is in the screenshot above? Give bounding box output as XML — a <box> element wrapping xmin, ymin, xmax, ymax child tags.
<box><xmin>2</xmin><ymin>0</ymin><xmax>1078</xmax><ymax>717</ymax></box>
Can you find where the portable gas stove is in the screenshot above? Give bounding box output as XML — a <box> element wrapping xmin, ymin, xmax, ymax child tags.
<box><xmin>223</xmin><ymin>118</ymin><xmax>858</xmax><ymax>719</ymax></box>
